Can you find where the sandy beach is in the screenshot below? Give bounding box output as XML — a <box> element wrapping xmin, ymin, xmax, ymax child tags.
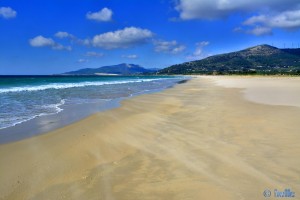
<box><xmin>1</xmin><ymin>76</ymin><xmax>300</xmax><ymax>200</ymax></box>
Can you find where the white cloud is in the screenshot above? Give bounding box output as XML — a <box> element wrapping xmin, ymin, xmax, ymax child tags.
<box><xmin>55</xmin><ymin>31</ymin><xmax>74</xmax><ymax>39</ymax></box>
<box><xmin>92</xmin><ymin>27</ymin><xmax>153</xmax><ymax>49</ymax></box>
<box><xmin>237</xmin><ymin>9</ymin><xmax>300</xmax><ymax>36</ymax></box>
<box><xmin>176</xmin><ymin>0</ymin><xmax>300</xmax><ymax>35</ymax></box>
<box><xmin>154</xmin><ymin>40</ymin><xmax>185</xmax><ymax>54</ymax></box>
<box><xmin>244</xmin><ymin>9</ymin><xmax>300</xmax><ymax>30</ymax></box>
<box><xmin>187</xmin><ymin>41</ymin><xmax>210</xmax><ymax>60</ymax></box>
<box><xmin>122</xmin><ymin>54</ymin><xmax>138</xmax><ymax>59</ymax></box>
<box><xmin>55</xmin><ymin>31</ymin><xmax>90</xmax><ymax>46</ymax></box>
<box><xmin>247</xmin><ymin>26</ymin><xmax>272</xmax><ymax>36</ymax></box>
<box><xmin>272</xmin><ymin>9</ymin><xmax>300</xmax><ymax>29</ymax></box>
<box><xmin>234</xmin><ymin>26</ymin><xmax>272</xmax><ymax>36</ymax></box>
<box><xmin>86</xmin><ymin>7</ymin><xmax>113</xmax><ymax>22</ymax></box>
<box><xmin>175</xmin><ymin>0</ymin><xmax>300</xmax><ymax>20</ymax></box>
<box><xmin>29</xmin><ymin>35</ymin><xmax>71</xmax><ymax>51</ymax></box>
<box><xmin>243</xmin><ymin>15</ymin><xmax>268</xmax><ymax>26</ymax></box>
<box><xmin>53</xmin><ymin>44</ymin><xmax>72</xmax><ymax>51</ymax></box>
<box><xmin>85</xmin><ymin>52</ymin><xmax>104</xmax><ymax>57</ymax></box>
<box><xmin>77</xmin><ymin>59</ymin><xmax>88</xmax><ymax>63</ymax></box>
<box><xmin>29</xmin><ymin>36</ymin><xmax>55</xmax><ymax>47</ymax></box>
<box><xmin>0</xmin><ymin>7</ymin><xmax>17</xmax><ymax>19</ymax></box>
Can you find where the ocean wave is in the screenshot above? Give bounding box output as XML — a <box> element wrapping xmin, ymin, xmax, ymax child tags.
<box><xmin>40</xmin><ymin>99</ymin><xmax>65</xmax><ymax>113</ymax></box>
<box><xmin>0</xmin><ymin>79</ymin><xmax>162</xmax><ymax>94</ymax></box>
<box><xmin>0</xmin><ymin>99</ymin><xmax>65</xmax><ymax>130</ymax></box>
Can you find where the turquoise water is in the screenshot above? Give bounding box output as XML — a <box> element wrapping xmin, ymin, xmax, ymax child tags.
<box><xmin>0</xmin><ymin>75</ymin><xmax>184</xmax><ymax>130</ymax></box>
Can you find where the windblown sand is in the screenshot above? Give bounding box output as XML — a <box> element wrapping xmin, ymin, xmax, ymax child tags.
<box><xmin>210</xmin><ymin>76</ymin><xmax>300</xmax><ymax>108</ymax></box>
<box><xmin>1</xmin><ymin>76</ymin><xmax>300</xmax><ymax>200</ymax></box>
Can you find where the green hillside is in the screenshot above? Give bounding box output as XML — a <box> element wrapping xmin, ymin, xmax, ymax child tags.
<box><xmin>158</xmin><ymin>45</ymin><xmax>300</xmax><ymax>75</ymax></box>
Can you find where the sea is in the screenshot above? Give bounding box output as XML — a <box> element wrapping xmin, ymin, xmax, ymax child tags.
<box><xmin>0</xmin><ymin>75</ymin><xmax>186</xmax><ymax>143</ymax></box>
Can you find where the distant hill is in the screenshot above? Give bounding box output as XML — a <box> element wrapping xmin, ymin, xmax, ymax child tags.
<box><xmin>158</xmin><ymin>45</ymin><xmax>300</xmax><ymax>75</ymax></box>
<box><xmin>63</xmin><ymin>63</ymin><xmax>157</xmax><ymax>75</ymax></box>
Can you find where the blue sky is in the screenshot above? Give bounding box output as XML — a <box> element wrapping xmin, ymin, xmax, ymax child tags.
<box><xmin>1</xmin><ymin>0</ymin><xmax>300</xmax><ymax>74</ymax></box>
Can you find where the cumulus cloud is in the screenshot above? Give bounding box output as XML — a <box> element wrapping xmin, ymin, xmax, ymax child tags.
<box><xmin>187</xmin><ymin>41</ymin><xmax>210</xmax><ymax>60</ymax></box>
<box><xmin>175</xmin><ymin>0</ymin><xmax>300</xmax><ymax>20</ymax></box>
<box><xmin>234</xmin><ymin>26</ymin><xmax>272</xmax><ymax>36</ymax></box>
<box><xmin>154</xmin><ymin>40</ymin><xmax>185</xmax><ymax>54</ymax></box>
<box><xmin>92</xmin><ymin>27</ymin><xmax>153</xmax><ymax>49</ymax></box>
<box><xmin>244</xmin><ymin>9</ymin><xmax>300</xmax><ymax>30</ymax></box>
<box><xmin>55</xmin><ymin>31</ymin><xmax>74</xmax><ymax>39</ymax></box>
<box><xmin>236</xmin><ymin>9</ymin><xmax>300</xmax><ymax>36</ymax></box>
<box><xmin>29</xmin><ymin>35</ymin><xmax>55</xmax><ymax>47</ymax></box>
<box><xmin>29</xmin><ymin>35</ymin><xmax>71</xmax><ymax>51</ymax></box>
<box><xmin>55</xmin><ymin>31</ymin><xmax>90</xmax><ymax>46</ymax></box>
<box><xmin>85</xmin><ymin>52</ymin><xmax>104</xmax><ymax>57</ymax></box>
<box><xmin>86</xmin><ymin>7</ymin><xmax>113</xmax><ymax>22</ymax></box>
<box><xmin>271</xmin><ymin>9</ymin><xmax>300</xmax><ymax>29</ymax></box>
<box><xmin>176</xmin><ymin>0</ymin><xmax>300</xmax><ymax>35</ymax></box>
<box><xmin>122</xmin><ymin>54</ymin><xmax>138</xmax><ymax>59</ymax></box>
<box><xmin>0</xmin><ymin>7</ymin><xmax>17</xmax><ymax>19</ymax></box>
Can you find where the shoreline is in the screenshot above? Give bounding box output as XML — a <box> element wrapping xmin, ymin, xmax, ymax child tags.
<box><xmin>0</xmin><ymin>98</ymin><xmax>120</xmax><ymax>144</ymax></box>
<box><xmin>1</xmin><ymin>76</ymin><xmax>300</xmax><ymax>200</ymax></box>
<box><xmin>0</xmin><ymin>78</ymin><xmax>189</xmax><ymax>144</ymax></box>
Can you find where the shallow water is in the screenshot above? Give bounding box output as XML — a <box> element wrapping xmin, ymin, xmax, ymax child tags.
<box><xmin>0</xmin><ymin>75</ymin><xmax>187</xmax><ymax>143</ymax></box>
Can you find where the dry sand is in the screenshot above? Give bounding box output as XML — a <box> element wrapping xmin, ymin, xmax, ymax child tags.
<box><xmin>209</xmin><ymin>76</ymin><xmax>300</xmax><ymax>108</ymax></box>
<box><xmin>1</xmin><ymin>76</ymin><xmax>300</xmax><ymax>200</ymax></box>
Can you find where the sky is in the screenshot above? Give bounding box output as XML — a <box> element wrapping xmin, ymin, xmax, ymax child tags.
<box><xmin>1</xmin><ymin>0</ymin><xmax>300</xmax><ymax>75</ymax></box>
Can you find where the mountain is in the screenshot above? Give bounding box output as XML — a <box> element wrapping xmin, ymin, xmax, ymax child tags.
<box><xmin>158</xmin><ymin>45</ymin><xmax>300</xmax><ymax>75</ymax></box>
<box><xmin>63</xmin><ymin>63</ymin><xmax>156</xmax><ymax>75</ymax></box>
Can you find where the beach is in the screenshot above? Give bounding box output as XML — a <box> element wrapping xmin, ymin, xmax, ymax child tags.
<box><xmin>1</xmin><ymin>76</ymin><xmax>300</xmax><ymax>200</ymax></box>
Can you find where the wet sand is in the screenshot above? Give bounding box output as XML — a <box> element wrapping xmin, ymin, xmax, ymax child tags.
<box><xmin>1</xmin><ymin>76</ymin><xmax>300</xmax><ymax>200</ymax></box>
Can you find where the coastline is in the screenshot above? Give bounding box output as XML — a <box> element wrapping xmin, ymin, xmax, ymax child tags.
<box><xmin>0</xmin><ymin>77</ymin><xmax>187</xmax><ymax>144</ymax></box>
<box><xmin>1</xmin><ymin>76</ymin><xmax>300</xmax><ymax>199</ymax></box>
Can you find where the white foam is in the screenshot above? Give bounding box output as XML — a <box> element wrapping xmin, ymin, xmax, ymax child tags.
<box><xmin>0</xmin><ymin>79</ymin><xmax>162</xmax><ymax>94</ymax></box>
<box><xmin>0</xmin><ymin>99</ymin><xmax>66</xmax><ymax>130</ymax></box>
<box><xmin>40</xmin><ymin>99</ymin><xmax>65</xmax><ymax>113</ymax></box>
